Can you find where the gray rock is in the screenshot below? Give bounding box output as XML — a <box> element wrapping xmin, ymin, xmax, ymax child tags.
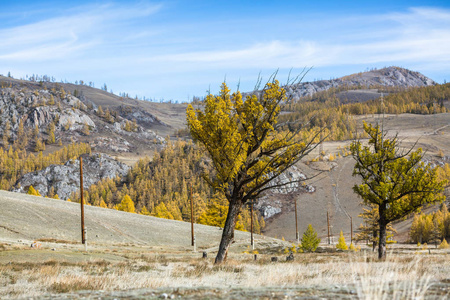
<box><xmin>14</xmin><ymin>153</ymin><xmax>130</xmax><ymax>200</ymax></box>
<box><xmin>267</xmin><ymin>165</ymin><xmax>314</xmax><ymax>194</ymax></box>
<box><xmin>261</xmin><ymin>205</ymin><xmax>282</xmax><ymax>219</ymax></box>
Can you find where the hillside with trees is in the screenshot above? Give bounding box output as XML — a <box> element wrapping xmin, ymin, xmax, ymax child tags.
<box><xmin>0</xmin><ymin>67</ymin><xmax>449</xmax><ymax>246</ymax></box>
<box><xmin>68</xmin><ymin>139</ymin><xmax>265</xmax><ymax>234</ymax></box>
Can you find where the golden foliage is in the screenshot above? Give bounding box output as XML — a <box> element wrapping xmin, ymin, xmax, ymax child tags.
<box><xmin>0</xmin><ymin>143</ymin><xmax>91</xmax><ymax>191</ymax></box>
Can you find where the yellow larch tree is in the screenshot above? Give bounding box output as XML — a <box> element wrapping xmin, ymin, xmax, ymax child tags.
<box><xmin>187</xmin><ymin>76</ymin><xmax>322</xmax><ymax>263</ymax></box>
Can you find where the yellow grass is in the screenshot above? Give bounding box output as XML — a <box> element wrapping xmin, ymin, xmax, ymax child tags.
<box><xmin>1</xmin><ymin>250</ymin><xmax>449</xmax><ymax>299</ymax></box>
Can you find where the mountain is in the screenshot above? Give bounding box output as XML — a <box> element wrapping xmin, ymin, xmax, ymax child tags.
<box><xmin>283</xmin><ymin>66</ymin><xmax>435</xmax><ymax>101</ymax></box>
<box><xmin>13</xmin><ymin>153</ymin><xmax>129</xmax><ymax>200</ymax></box>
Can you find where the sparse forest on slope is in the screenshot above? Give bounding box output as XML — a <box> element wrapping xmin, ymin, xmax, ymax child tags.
<box><xmin>278</xmin><ymin>83</ymin><xmax>450</xmax><ymax>141</ymax></box>
<box><xmin>68</xmin><ymin>140</ymin><xmax>265</xmax><ymax>233</ymax></box>
<box><xmin>0</xmin><ymin>143</ymin><xmax>91</xmax><ymax>191</ymax></box>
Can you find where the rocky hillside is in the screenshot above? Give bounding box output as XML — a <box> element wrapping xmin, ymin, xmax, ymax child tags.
<box><xmin>284</xmin><ymin>66</ymin><xmax>435</xmax><ymax>101</ymax></box>
<box><xmin>0</xmin><ymin>77</ymin><xmax>171</xmax><ymax>158</ymax></box>
<box><xmin>13</xmin><ymin>153</ymin><xmax>129</xmax><ymax>200</ymax></box>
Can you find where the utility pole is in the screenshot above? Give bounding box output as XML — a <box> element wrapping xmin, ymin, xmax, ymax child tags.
<box><xmin>190</xmin><ymin>185</ymin><xmax>194</xmax><ymax>247</ymax></box>
<box><xmin>80</xmin><ymin>156</ymin><xmax>86</xmax><ymax>246</ymax></box>
<box><xmin>327</xmin><ymin>211</ymin><xmax>331</xmax><ymax>245</ymax></box>
<box><xmin>250</xmin><ymin>200</ymin><xmax>254</xmax><ymax>250</ymax></box>
<box><xmin>294</xmin><ymin>198</ymin><xmax>299</xmax><ymax>244</ymax></box>
<box><xmin>350</xmin><ymin>216</ymin><xmax>353</xmax><ymax>245</ymax></box>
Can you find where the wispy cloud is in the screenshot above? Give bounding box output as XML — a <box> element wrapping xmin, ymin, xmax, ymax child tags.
<box><xmin>0</xmin><ymin>2</ymin><xmax>449</xmax><ymax>100</ymax></box>
<box><xmin>149</xmin><ymin>7</ymin><xmax>450</xmax><ymax>72</ymax></box>
<box><xmin>0</xmin><ymin>2</ymin><xmax>162</xmax><ymax>61</ymax></box>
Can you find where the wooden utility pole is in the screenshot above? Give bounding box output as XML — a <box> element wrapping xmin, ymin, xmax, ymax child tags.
<box><xmin>327</xmin><ymin>211</ymin><xmax>331</xmax><ymax>244</ymax></box>
<box><xmin>190</xmin><ymin>185</ymin><xmax>194</xmax><ymax>247</ymax></box>
<box><xmin>250</xmin><ymin>200</ymin><xmax>254</xmax><ymax>249</ymax></box>
<box><xmin>350</xmin><ymin>216</ymin><xmax>353</xmax><ymax>244</ymax></box>
<box><xmin>80</xmin><ymin>157</ymin><xmax>86</xmax><ymax>245</ymax></box>
<box><xmin>294</xmin><ymin>198</ymin><xmax>299</xmax><ymax>244</ymax></box>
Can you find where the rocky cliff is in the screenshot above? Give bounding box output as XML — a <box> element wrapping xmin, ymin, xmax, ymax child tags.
<box><xmin>14</xmin><ymin>153</ymin><xmax>130</xmax><ymax>200</ymax></box>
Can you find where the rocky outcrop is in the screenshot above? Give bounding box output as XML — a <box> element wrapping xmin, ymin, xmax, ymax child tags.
<box><xmin>0</xmin><ymin>80</ymin><xmax>165</xmax><ymax>153</ymax></box>
<box><xmin>14</xmin><ymin>154</ymin><xmax>130</xmax><ymax>200</ymax></box>
<box><xmin>267</xmin><ymin>165</ymin><xmax>315</xmax><ymax>194</ymax></box>
<box><xmin>255</xmin><ymin>165</ymin><xmax>315</xmax><ymax>219</ymax></box>
<box><xmin>118</xmin><ymin>105</ymin><xmax>165</xmax><ymax>127</ymax></box>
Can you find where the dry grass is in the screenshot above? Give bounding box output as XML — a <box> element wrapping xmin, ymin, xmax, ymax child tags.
<box><xmin>1</xmin><ymin>250</ymin><xmax>449</xmax><ymax>299</ymax></box>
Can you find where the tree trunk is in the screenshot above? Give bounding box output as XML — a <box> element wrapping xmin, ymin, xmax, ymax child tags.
<box><xmin>378</xmin><ymin>204</ymin><xmax>387</xmax><ymax>260</ymax></box>
<box><xmin>215</xmin><ymin>199</ymin><xmax>243</xmax><ymax>264</ymax></box>
<box><xmin>372</xmin><ymin>229</ymin><xmax>377</xmax><ymax>252</ymax></box>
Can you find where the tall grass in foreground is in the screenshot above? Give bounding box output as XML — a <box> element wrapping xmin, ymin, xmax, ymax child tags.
<box><xmin>352</xmin><ymin>256</ymin><xmax>432</xmax><ymax>300</ymax></box>
<box><xmin>0</xmin><ymin>253</ymin><xmax>448</xmax><ymax>299</ymax></box>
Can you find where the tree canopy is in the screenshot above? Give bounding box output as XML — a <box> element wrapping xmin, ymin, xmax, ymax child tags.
<box><xmin>351</xmin><ymin>122</ymin><xmax>446</xmax><ymax>259</ymax></box>
<box><xmin>187</xmin><ymin>78</ymin><xmax>321</xmax><ymax>263</ymax></box>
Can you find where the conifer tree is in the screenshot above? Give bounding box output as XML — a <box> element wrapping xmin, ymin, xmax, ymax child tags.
<box><xmin>140</xmin><ymin>206</ymin><xmax>151</xmax><ymax>215</ymax></box>
<box><xmin>153</xmin><ymin>202</ymin><xmax>174</xmax><ymax>219</ymax></box>
<box><xmin>355</xmin><ymin>205</ymin><xmax>396</xmax><ymax>250</ymax></box>
<box><xmin>351</xmin><ymin>122</ymin><xmax>446</xmax><ymax>259</ymax></box>
<box><xmin>16</xmin><ymin>119</ymin><xmax>28</xmax><ymax>150</ymax></box>
<box><xmin>439</xmin><ymin>239</ymin><xmax>449</xmax><ymax>249</ymax></box>
<box><xmin>27</xmin><ymin>185</ymin><xmax>41</xmax><ymax>196</ymax></box>
<box><xmin>82</xmin><ymin>123</ymin><xmax>90</xmax><ymax>136</ymax></box>
<box><xmin>300</xmin><ymin>224</ymin><xmax>321</xmax><ymax>252</ymax></box>
<box><xmin>117</xmin><ymin>194</ymin><xmax>135</xmax><ymax>213</ymax></box>
<box><xmin>336</xmin><ymin>230</ymin><xmax>348</xmax><ymax>250</ymax></box>
<box><xmin>47</xmin><ymin>122</ymin><xmax>56</xmax><ymax>144</ymax></box>
<box><xmin>34</xmin><ymin>136</ymin><xmax>45</xmax><ymax>152</ymax></box>
<box><xmin>100</xmin><ymin>199</ymin><xmax>108</xmax><ymax>208</ymax></box>
<box><xmin>187</xmin><ymin>77</ymin><xmax>321</xmax><ymax>264</ymax></box>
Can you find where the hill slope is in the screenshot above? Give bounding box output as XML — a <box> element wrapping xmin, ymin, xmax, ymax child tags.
<box><xmin>0</xmin><ymin>190</ymin><xmax>281</xmax><ymax>252</ymax></box>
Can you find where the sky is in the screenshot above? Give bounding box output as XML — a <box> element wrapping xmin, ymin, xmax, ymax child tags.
<box><xmin>1</xmin><ymin>0</ymin><xmax>450</xmax><ymax>102</ymax></box>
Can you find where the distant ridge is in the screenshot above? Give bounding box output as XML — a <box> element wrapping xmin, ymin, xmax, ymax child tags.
<box><xmin>282</xmin><ymin>66</ymin><xmax>435</xmax><ymax>100</ymax></box>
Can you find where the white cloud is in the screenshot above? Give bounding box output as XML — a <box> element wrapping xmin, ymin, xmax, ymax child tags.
<box><xmin>1</xmin><ymin>3</ymin><xmax>449</xmax><ymax>99</ymax></box>
<box><xmin>145</xmin><ymin>7</ymin><xmax>450</xmax><ymax>72</ymax></box>
<box><xmin>0</xmin><ymin>2</ymin><xmax>162</xmax><ymax>62</ymax></box>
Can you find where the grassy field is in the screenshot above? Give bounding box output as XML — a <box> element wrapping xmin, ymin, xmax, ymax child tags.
<box><xmin>1</xmin><ymin>240</ymin><xmax>449</xmax><ymax>299</ymax></box>
<box><xmin>1</xmin><ymin>190</ymin><xmax>449</xmax><ymax>299</ymax></box>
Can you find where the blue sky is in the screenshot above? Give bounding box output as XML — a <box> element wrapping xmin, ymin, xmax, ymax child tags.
<box><xmin>1</xmin><ymin>1</ymin><xmax>449</xmax><ymax>101</ymax></box>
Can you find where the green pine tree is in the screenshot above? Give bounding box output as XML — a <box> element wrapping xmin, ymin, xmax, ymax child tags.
<box><xmin>300</xmin><ymin>224</ymin><xmax>321</xmax><ymax>252</ymax></box>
